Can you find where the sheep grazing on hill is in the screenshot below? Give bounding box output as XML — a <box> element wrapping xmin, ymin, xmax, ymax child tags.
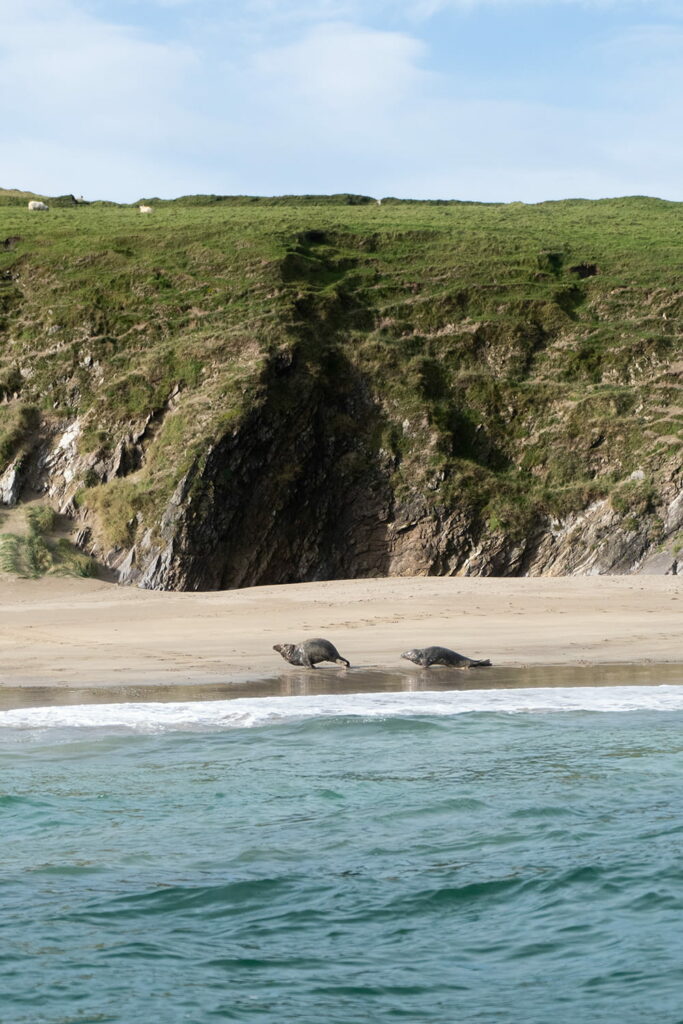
<box><xmin>138</xmin><ymin>204</ymin><xmax>153</xmax><ymax>214</ymax></box>
<box><xmin>28</xmin><ymin>200</ymin><xmax>49</xmax><ymax>211</ymax></box>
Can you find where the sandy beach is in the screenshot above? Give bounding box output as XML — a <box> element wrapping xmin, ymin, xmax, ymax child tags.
<box><xmin>0</xmin><ymin>574</ymin><xmax>680</xmax><ymax>691</ymax></box>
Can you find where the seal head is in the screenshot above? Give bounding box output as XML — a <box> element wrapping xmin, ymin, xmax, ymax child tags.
<box><xmin>273</xmin><ymin>643</ymin><xmax>300</xmax><ymax>664</ymax></box>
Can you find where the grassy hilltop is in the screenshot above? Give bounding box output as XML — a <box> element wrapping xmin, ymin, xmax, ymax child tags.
<box><xmin>0</xmin><ymin>191</ymin><xmax>681</xmax><ymax>586</ymax></box>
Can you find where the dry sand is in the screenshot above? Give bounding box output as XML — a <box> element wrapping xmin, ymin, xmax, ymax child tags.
<box><xmin>0</xmin><ymin>574</ymin><xmax>680</xmax><ymax>690</ymax></box>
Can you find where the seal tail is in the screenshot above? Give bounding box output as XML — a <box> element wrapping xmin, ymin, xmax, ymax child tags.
<box><xmin>471</xmin><ymin>658</ymin><xmax>492</xmax><ymax>667</ymax></box>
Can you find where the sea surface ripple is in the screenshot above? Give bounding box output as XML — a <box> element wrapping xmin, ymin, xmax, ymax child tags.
<box><xmin>3</xmin><ymin>687</ymin><xmax>683</xmax><ymax>1022</ymax></box>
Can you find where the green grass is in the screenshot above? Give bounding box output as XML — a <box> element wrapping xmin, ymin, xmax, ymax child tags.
<box><xmin>0</xmin><ymin>404</ymin><xmax>40</xmax><ymax>467</ymax></box>
<box><xmin>26</xmin><ymin>504</ymin><xmax>56</xmax><ymax>536</ymax></box>
<box><xmin>1</xmin><ymin>192</ymin><xmax>681</xmax><ymax>559</ymax></box>
<box><xmin>0</xmin><ymin>507</ymin><xmax>98</xmax><ymax>578</ymax></box>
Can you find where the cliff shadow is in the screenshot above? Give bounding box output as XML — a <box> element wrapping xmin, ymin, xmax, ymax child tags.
<box><xmin>169</xmin><ymin>343</ymin><xmax>396</xmax><ymax>589</ymax></box>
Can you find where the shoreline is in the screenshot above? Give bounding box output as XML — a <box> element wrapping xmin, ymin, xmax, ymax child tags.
<box><xmin>1</xmin><ymin>661</ymin><xmax>682</xmax><ymax>712</ymax></box>
<box><xmin>0</xmin><ymin>574</ymin><xmax>680</xmax><ymax>698</ymax></box>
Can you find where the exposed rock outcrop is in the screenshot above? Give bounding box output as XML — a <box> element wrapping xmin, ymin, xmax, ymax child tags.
<box><xmin>0</xmin><ymin>460</ymin><xmax>22</xmax><ymax>506</ymax></box>
<box><xmin>2</xmin><ymin>371</ymin><xmax>680</xmax><ymax>588</ymax></box>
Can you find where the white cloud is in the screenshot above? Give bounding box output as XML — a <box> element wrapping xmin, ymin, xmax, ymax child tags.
<box><xmin>0</xmin><ymin>0</ymin><xmax>208</xmax><ymax>196</ymax></box>
<box><xmin>1</xmin><ymin>0</ymin><xmax>196</xmax><ymax>133</ymax></box>
<box><xmin>253</xmin><ymin>22</ymin><xmax>428</xmax><ymax>114</ymax></box>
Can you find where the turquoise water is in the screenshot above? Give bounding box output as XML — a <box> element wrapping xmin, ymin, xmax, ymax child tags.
<box><xmin>4</xmin><ymin>688</ymin><xmax>683</xmax><ymax>1023</ymax></box>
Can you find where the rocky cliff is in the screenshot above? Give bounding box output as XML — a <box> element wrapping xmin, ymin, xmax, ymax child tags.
<box><xmin>0</xmin><ymin>193</ymin><xmax>681</xmax><ymax>588</ymax></box>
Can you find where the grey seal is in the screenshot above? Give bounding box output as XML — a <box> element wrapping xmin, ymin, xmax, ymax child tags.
<box><xmin>273</xmin><ymin>638</ymin><xmax>351</xmax><ymax>669</ymax></box>
<box><xmin>401</xmin><ymin>646</ymin><xmax>491</xmax><ymax>668</ymax></box>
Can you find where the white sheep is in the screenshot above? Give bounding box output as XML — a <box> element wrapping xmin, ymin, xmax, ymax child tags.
<box><xmin>138</xmin><ymin>204</ymin><xmax>153</xmax><ymax>214</ymax></box>
<box><xmin>28</xmin><ymin>200</ymin><xmax>49</xmax><ymax>211</ymax></box>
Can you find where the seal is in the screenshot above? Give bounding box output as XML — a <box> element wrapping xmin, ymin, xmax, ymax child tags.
<box><xmin>401</xmin><ymin>646</ymin><xmax>491</xmax><ymax>668</ymax></box>
<box><xmin>273</xmin><ymin>638</ymin><xmax>351</xmax><ymax>669</ymax></box>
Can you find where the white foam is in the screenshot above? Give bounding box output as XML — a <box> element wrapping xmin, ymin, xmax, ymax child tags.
<box><xmin>2</xmin><ymin>685</ymin><xmax>683</xmax><ymax>734</ymax></box>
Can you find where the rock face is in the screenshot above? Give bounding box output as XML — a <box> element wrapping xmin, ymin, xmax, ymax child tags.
<box><xmin>0</xmin><ymin>195</ymin><xmax>681</xmax><ymax>588</ymax></box>
<box><xmin>27</xmin><ymin>442</ymin><xmax>682</xmax><ymax>589</ymax></box>
<box><xmin>113</xmin><ymin>356</ymin><xmax>397</xmax><ymax>589</ymax></box>
<box><xmin>0</xmin><ymin>460</ymin><xmax>22</xmax><ymax>506</ymax></box>
<box><xmin>2</xmin><ymin>352</ymin><xmax>681</xmax><ymax>589</ymax></box>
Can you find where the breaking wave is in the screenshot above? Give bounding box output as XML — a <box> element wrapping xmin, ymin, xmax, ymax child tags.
<box><xmin>3</xmin><ymin>684</ymin><xmax>683</xmax><ymax>735</ymax></box>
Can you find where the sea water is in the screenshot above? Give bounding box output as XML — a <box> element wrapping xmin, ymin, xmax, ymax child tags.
<box><xmin>3</xmin><ymin>680</ymin><xmax>683</xmax><ymax>1023</ymax></box>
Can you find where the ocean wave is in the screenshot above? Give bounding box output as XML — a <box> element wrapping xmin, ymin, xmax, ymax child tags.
<box><xmin>2</xmin><ymin>684</ymin><xmax>683</xmax><ymax>734</ymax></box>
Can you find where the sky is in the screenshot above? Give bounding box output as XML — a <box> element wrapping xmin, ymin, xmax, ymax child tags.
<box><xmin>1</xmin><ymin>0</ymin><xmax>682</xmax><ymax>203</ymax></box>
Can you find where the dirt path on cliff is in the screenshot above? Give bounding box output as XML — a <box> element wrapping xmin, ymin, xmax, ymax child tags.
<box><xmin>0</xmin><ymin>574</ymin><xmax>680</xmax><ymax>690</ymax></box>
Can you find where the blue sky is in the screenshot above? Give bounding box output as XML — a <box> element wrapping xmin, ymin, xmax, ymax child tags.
<box><xmin>2</xmin><ymin>0</ymin><xmax>682</xmax><ymax>202</ymax></box>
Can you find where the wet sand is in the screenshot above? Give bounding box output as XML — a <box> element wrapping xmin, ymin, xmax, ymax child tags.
<box><xmin>0</xmin><ymin>574</ymin><xmax>680</xmax><ymax>703</ymax></box>
<box><xmin>1</xmin><ymin>662</ymin><xmax>682</xmax><ymax>712</ymax></box>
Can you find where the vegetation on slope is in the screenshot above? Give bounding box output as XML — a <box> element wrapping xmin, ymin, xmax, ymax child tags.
<box><xmin>0</xmin><ymin>504</ymin><xmax>96</xmax><ymax>578</ymax></box>
<box><xmin>0</xmin><ymin>191</ymin><xmax>681</xmax><ymax>581</ymax></box>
